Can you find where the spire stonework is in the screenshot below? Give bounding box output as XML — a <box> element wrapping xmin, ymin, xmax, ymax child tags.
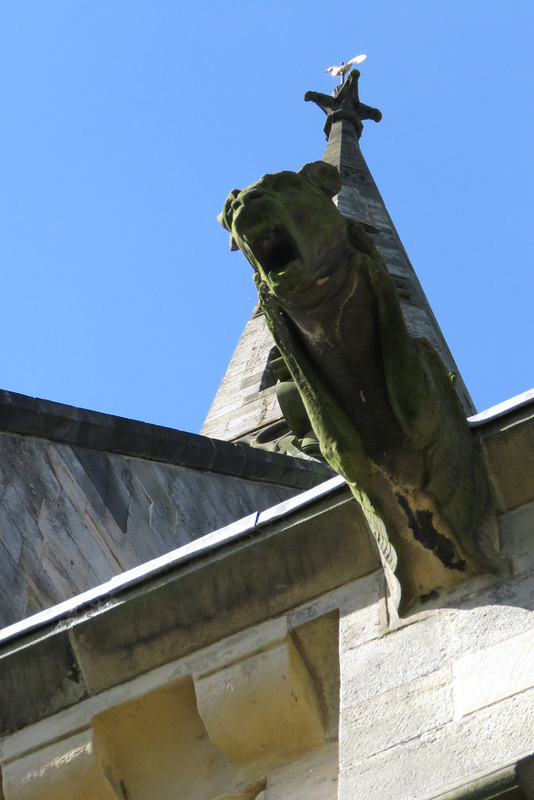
<box><xmin>308</xmin><ymin>69</ymin><xmax>474</xmax><ymax>414</ymax></box>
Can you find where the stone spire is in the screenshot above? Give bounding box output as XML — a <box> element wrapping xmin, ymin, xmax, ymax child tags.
<box><xmin>202</xmin><ymin>70</ymin><xmax>474</xmax><ymax>445</ymax></box>
<box><xmin>307</xmin><ymin>69</ymin><xmax>474</xmax><ymax>414</ymax></box>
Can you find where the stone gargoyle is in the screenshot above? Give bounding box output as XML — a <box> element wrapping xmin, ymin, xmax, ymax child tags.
<box><xmin>218</xmin><ymin>160</ymin><xmax>502</xmax><ymax>606</ymax></box>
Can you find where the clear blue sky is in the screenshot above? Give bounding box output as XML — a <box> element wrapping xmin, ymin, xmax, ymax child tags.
<box><xmin>1</xmin><ymin>2</ymin><xmax>532</xmax><ymax>434</ymax></box>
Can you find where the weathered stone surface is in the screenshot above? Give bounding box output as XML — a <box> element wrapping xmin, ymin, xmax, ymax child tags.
<box><xmin>202</xmin><ymin>305</ymin><xmax>283</xmax><ymax>442</ymax></box>
<box><xmin>0</xmin><ymin>491</ymin><xmax>380</xmax><ymax>734</ymax></box>
<box><xmin>289</xmin><ymin>578</ymin><xmax>376</xmax><ymax>633</ymax></box>
<box><xmin>70</xmin><ymin>495</ymin><xmax>378</xmax><ymax>696</ymax></box>
<box><xmin>453</xmin><ymin>628</ymin><xmax>534</xmax><ymax>718</ymax></box>
<box><xmin>339</xmin><ymin>668</ymin><xmax>453</xmax><ymax>768</ymax></box>
<box><xmin>0</xmin><ymin>615</ymin><xmax>291</xmax><ymax>772</ymax></box>
<box><xmin>0</xmin><ymin>411</ymin><xmax>330</xmax><ymax>628</ymax></box>
<box><xmin>291</xmin><ymin>612</ymin><xmax>340</xmax><ymax>740</ymax></box>
<box><xmin>195</xmin><ymin>639</ymin><xmax>324</xmax><ymax>769</ymax></box>
<box><xmin>0</xmin><ymin>580</ymin><xmax>338</xmax><ymax>773</ymax></box>
<box><xmin>2</xmin><ymin>727</ymin><xmax>116</xmax><ymax>800</ymax></box>
<box><xmin>2</xmin><ymin>482</ymin><xmax>534</xmax><ymax>800</ymax></box>
<box><xmin>2</xmin><ymin>389</ymin><xmax>534</xmax><ymax>799</ymax></box>
<box><xmin>338</xmin><ymin>571</ymin><xmax>388</xmax><ymax>652</ymax></box>
<box><xmin>191</xmin><ymin>616</ymin><xmax>289</xmax><ymax>680</ymax></box>
<box><xmin>2</xmin><ymin>614</ymin><xmax>338</xmax><ymax>800</ymax></box>
<box><xmin>475</xmin><ymin>400</ymin><xmax>534</xmax><ymax>513</ymax></box>
<box><xmin>266</xmin><ymin>742</ymin><xmax>338</xmax><ymax>800</ymax></box>
<box><xmin>93</xmin><ymin>677</ymin><xmax>240</xmax><ymax>800</ymax></box>
<box><xmin>0</xmin><ymin>629</ymin><xmax>87</xmax><ymax>734</ymax></box>
<box><xmin>340</xmin><ymin>571</ymin><xmax>534</xmax><ymax>708</ymax></box>
<box><xmin>0</xmin><ymin>388</ymin><xmax>330</xmax><ymax>486</ymax></box>
<box><xmin>501</xmin><ymin>500</ymin><xmax>534</xmax><ymax>577</ymax></box>
<box><xmin>338</xmin><ymin>687</ymin><xmax>534</xmax><ymax>800</ymax></box>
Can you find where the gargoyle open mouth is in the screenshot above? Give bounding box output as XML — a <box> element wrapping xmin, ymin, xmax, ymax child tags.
<box><xmin>251</xmin><ymin>226</ymin><xmax>299</xmax><ymax>274</ymax></box>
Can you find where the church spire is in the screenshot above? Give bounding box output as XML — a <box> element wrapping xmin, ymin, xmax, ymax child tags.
<box><xmin>307</xmin><ymin>69</ymin><xmax>475</xmax><ymax>414</ymax></box>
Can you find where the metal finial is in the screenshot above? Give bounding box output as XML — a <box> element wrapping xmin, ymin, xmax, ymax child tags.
<box><xmin>324</xmin><ymin>54</ymin><xmax>367</xmax><ymax>84</ymax></box>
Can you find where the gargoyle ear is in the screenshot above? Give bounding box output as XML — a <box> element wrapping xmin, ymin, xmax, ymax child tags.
<box><xmin>298</xmin><ymin>161</ymin><xmax>342</xmax><ymax>198</ymax></box>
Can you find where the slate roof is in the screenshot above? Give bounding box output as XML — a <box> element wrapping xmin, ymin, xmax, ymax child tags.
<box><xmin>0</xmin><ymin>389</ymin><xmax>332</xmax><ymax>628</ymax></box>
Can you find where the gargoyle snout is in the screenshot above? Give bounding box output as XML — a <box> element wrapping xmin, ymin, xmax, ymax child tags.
<box><xmin>233</xmin><ymin>189</ymin><xmax>272</xmax><ymax>230</ymax></box>
<box><xmin>233</xmin><ymin>192</ymin><xmax>265</xmax><ymax>219</ymax></box>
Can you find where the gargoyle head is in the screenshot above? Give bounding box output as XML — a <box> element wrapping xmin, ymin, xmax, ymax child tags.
<box><xmin>218</xmin><ymin>161</ymin><xmax>350</xmax><ymax>305</ymax></box>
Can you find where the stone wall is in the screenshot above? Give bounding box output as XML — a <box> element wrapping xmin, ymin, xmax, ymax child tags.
<box><xmin>2</xmin><ymin>490</ymin><xmax>534</xmax><ymax>798</ymax></box>
<box><xmin>2</xmin><ymin>399</ymin><xmax>534</xmax><ymax>798</ymax></box>
<box><xmin>338</xmin><ymin>501</ymin><xmax>534</xmax><ymax>799</ymax></box>
<box><xmin>0</xmin><ymin>586</ymin><xmax>346</xmax><ymax>800</ymax></box>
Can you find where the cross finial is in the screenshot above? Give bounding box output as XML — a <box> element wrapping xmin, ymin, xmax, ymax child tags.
<box><xmin>305</xmin><ymin>69</ymin><xmax>382</xmax><ymax>140</ymax></box>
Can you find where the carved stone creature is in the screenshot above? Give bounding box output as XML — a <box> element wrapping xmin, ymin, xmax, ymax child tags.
<box><xmin>219</xmin><ymin>160</ymin><xmax>502</xmax><ymax>606</ymax></box>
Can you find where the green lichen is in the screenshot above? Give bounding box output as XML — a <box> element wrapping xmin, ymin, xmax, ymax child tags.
<box><xmin>219</xmin><ymin>161</ymin><xmax>503</xmax><ymax>605</ymax></box>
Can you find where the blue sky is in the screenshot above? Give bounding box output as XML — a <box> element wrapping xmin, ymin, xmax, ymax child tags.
<box><xmin>1</xmin><ymin>2</ymin><xmax>532</xmax><ymax>434</ymax></box>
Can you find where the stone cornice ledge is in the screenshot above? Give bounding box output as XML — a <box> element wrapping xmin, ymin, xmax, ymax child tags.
<box><xmin>0</xmin><ymin>477</ymin><xmax>380</xmax><ymax>737</ymax></box>
<box><xmin>470</xmin><ymin>389</ymin><xmax>534</xmax><ymax>513</ymax></box>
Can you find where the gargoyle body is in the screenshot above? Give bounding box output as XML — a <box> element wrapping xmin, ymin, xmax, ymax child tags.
<box><xmin>219</xmin><ymin>161</ymin><xmax>501</xmax><ymax>605</ymax></box>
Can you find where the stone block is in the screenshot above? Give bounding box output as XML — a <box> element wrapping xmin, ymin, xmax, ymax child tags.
<box><xmin>500</xmin><ymin>501</ymin><xmax>534</xmax><ymax>576</ymax></box>
<box><xmin>338</xmin><ymin>571</ymin><xmax>388</xmax><ymax>652</ymax></box>
<box><xmin>289</xmin><ymin>582</ymin><xmax>352</xmax><ymax>630</ymax></box>
<box><xmin>266</xmin><ymin>742</ymin><xmax>338</xmax><ymax>800</ymax></box>
<box><xmin>341</xmin><ymin>575</ymin><xmax>534</xmax><ymax>709</ymax></box>
<box><xmin>1</xmin><ymin>728</ymin><xmax>116</xmax><ymax>800</ymax></box>
<box><xmin>192</xmin><ymin>616</ymin><xmax>289</xmax><ymax>680</ymax></box>
<box><xmin>480</xmin><ymin>412</ymin><xmax>534</xmax><ymax>512</ymax></box>
<box><xmin>291</xmin><ymin>611</ymin><xmax>339</xmax><ymax>740</ymax></box>
<box><xmin>340</xmin><ymin>613</ymin><xmax>449</xmax><ymax>707</ymax></box>
<box><xmin>93</xmin><ymin>676</ymin><xmax>240</xmax><ymax>800</ymax></box>
<box><xmin>339</xmin><ymin>668</ymin><xmax>452</xmax><ymax>768</ymax></box>
<box><xmin>338</xmin><ymin>686</ymin><xmax>534</xmax><ymax>800</ymax></box>
<box><xmin>0</xmin><ymin>630</ymin><xmax>87</xmax><ymax>733</ymax></box>
<box><xmin>195</xmin><ymin>638</ymin><xmax>325</xmax><ymax>769</ymax></box>
<box><xmin>442</xmin><ymin>575</ymin><xmax>534</xmax><ymax>657</ymax></box>
<box><xmin>453</xmin><ymin>627</ymin><xmax>534</xmax><ymax>718</ymax></box>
